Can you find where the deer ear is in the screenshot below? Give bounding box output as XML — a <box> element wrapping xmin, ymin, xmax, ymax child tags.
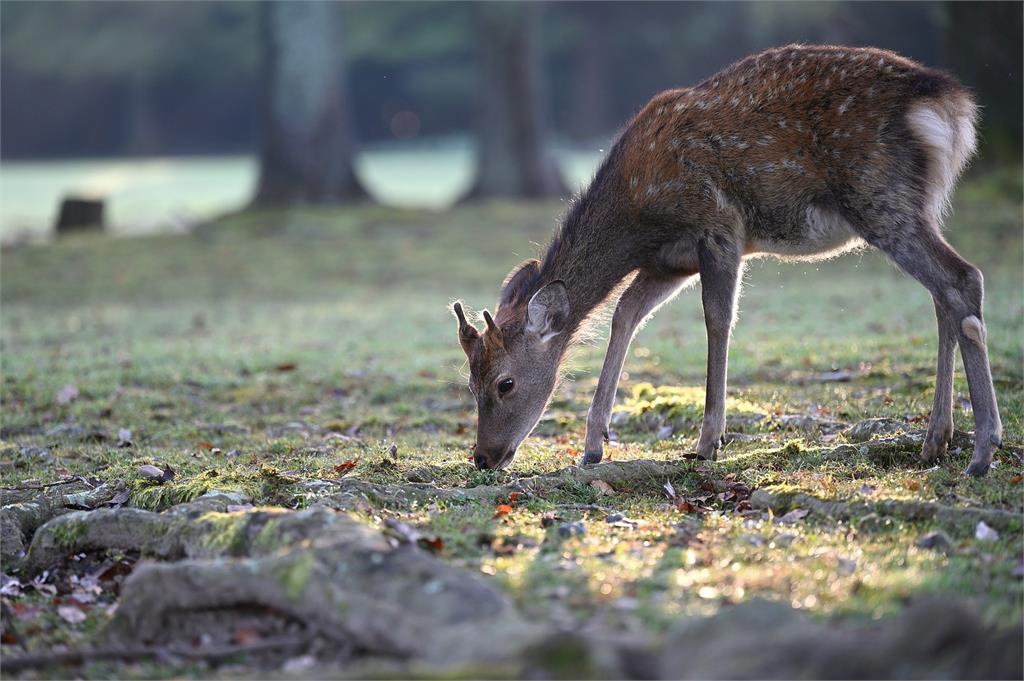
<box><xmin>526</xmin><ymin>281</ymin><xmax>569</xmax><ymax>343</ymax></box>
<box><xmin>499</xmin><ymin>259</ymin><xmax>541</xmax><ymax>308</ymax></box>
<box><xmin>453</xmin><ymin>302</ymin><xmax>479</xmax><ymax>355</ymax></box>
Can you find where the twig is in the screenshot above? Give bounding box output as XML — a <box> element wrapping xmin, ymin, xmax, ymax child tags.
<box><xmin>1</xmin><ymin>632</ymin><xmax>315</xmax><ymax>673</ymax></box>
<box><xmin>0</xmin><ymin>476</ymin><xmax>90</xmax><ymax>492</ymax></box>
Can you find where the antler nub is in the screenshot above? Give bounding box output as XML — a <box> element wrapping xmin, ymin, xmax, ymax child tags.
<box><xmin>482</xmin><ymin>310</ymin><xmax>498</xmax><ymax>333</ymax></box>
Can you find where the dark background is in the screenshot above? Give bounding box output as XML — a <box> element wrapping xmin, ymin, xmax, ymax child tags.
<box><xmin>3</xmin><ymin>1</ymin><xmax>1020</xmax><ymax>164</ymax></box>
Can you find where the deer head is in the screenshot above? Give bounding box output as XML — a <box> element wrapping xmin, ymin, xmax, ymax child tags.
<box><xmin>454</xmin><ymin>259</ymin><xmax>570</xmax><ymax>469</ymax></box>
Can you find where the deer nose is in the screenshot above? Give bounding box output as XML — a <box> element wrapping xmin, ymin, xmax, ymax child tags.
<box><xmin>474</xmin><ymin>451</ymin><xmax>489</xmax><ymax>469</ymax></box>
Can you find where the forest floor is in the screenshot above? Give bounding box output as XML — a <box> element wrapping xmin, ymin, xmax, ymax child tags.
<box><xmin>1</xmin><ymin>168</ymin><xmax>1022</xmax><ymax>678</ymax></box>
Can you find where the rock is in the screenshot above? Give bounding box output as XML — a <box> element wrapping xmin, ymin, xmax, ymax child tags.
<box><xmin>773</xmin><ymin>533</ymin><xmax>797</xmax><ymax>547</ymax></box>
<box><xmin>405</xmin><ymin>467</ymin><xmax>434</xmax><ymax>483</ymax></box>
<box><xmin>558</xmin><ymin>522</ymin><xmax>586</xmax><ymax>538</ymax></box>
<box><xmin>916</xmin><ymin>530</ymin><xmax>953</xmax><ymax>552</ymax></box>
<box><xmin>606</xmin><ymin>513</ymin><xmax>624</xmax><ymax>523</ymax></box>
<box><xmin>844</xmin><ymin>417</ymin><xmax>907</xmax><ymax>443</ymax></box>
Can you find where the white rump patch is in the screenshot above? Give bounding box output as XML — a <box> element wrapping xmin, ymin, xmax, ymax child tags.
<box><xmin>906</xmin><ymin>98</ymin><xmax>979</xmax><ymax>222</ymax></box>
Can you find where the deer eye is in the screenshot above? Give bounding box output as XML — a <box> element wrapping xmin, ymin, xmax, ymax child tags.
<box><xmin>497</xmin><ymin>378</ymin><xmax>515</xmax><ymax>395</ymax></box>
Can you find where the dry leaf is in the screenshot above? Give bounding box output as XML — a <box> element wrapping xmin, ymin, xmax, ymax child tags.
<box><xmin>334</xmin><ymin>458</ymin><xmax>359</xmax><ymax>475</ymax></box>
<box><xmin>663</xmin><ymin>480</ymin><xmax>677</xmax><ymax>500</ymax></box>
<box><xmin>1010</xmin><ymin>474</ymin><xmax>1022</xmax><ymax>485</ymax></box>
<box><xmin>231</xmin><ymin>625</ymin><xmax>262</xmax><ymax>646</ymax></box>
<box><xmin>275</xmin><ymin>362</ymin><xmax>297</xmax><ymax>372</ymax></box>
<box><xmin>418</xmin><ymin>536</ymin><xmax>445</xmax><ymax>553</ymax></box>
<box><xmin>905</xmin><ymin>479</ymin><xmax>921</xmax><ymax>491</ymax></box>
<box><xmin>57</xmin><ymin>605</ymin><xmax>87</xmax><ymax>624</ymax></box>
<box><xmin>780</xmin><ymin>508</ymin><xmax>809</xmax><ymax>523</ymax></box>
<box><xmin>590</xmin><ymin>479</ymin><xmax>616</xmax><ymax>496</ymax></box>
<box><xmin>975</xmin><ymin>521</ymin><xmax>999</xmax><ymax>541</ymax></box>
<box><xmin>137</xmin><ymin>464</ymin><xmax>164</xmax><ymax>481</ymax></box>
<box><xmin>507</xmin><ymin>491</ymin><xmax>520</xmax><ymax>505</ymax></box>
<box><xmin>494</xmin><ymin>504</ymin><xmax>513</xmax><ymax>517</ymax></box>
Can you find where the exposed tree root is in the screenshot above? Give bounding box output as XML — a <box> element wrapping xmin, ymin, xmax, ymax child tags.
<box><xmin>20</xmin><ymin>496</ymin><xmax>540</xmax><ymax>664</ymax></box>
<box><xmin>1</xmin><ymin>632</ymin><xmax>315</xmax><ymax>673</ymax></box>
<box><xmin>657</xmin><ymin>598</ymin><xmax>1022</xmax><ymax>679</ymax></box>
<box><xmin>11</xmin><ymin>480</ymin><xmax>1023</xmax><ymax>678</ymax></box>
<box><xmin>1</xmin><ymin>481</ymin><xmax>119</xmax><ymax>566</ymax></box>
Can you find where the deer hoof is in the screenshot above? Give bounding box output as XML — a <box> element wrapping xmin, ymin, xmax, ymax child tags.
<box><xmin>920</xmin><ymin>433</ymin><xmax>951</xmax><ymax>463</ymax></box>
<box><xmin>582</xmin><ymin>450</ymin><xmax>603</xmax><ymax>465</ymax></box>
<box><xmin>964</xmin><ymin>459</ymin><xmax>991</xmax><ymax>477</ymax></box>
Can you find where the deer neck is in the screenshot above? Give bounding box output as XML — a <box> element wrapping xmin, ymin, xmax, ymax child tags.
<box><xmin>537</xmin><ymin>187</ymin><xmax>638</xmax><ymax>338</ymax></box>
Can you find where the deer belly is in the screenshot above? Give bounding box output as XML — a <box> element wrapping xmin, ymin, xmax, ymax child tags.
<box><xmin>747</xmin><ymin>206</ymin><xmax>864</xmax><ymax>261</ymax></box>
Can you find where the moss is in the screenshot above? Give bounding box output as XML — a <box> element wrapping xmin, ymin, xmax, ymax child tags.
<box><xmin>274</xmin><ymin>550</ymin><xmax>317</xmax><ymax>601</ymax></box>
<box><xmin>50</xmin><ymin>514</ymin><xmax>89</xmax><ymax>547</ymax></box>
<box><xmin>194</xmin><ymin>512</ymin><xmax>252</xmax><ymax>556</ymax></box>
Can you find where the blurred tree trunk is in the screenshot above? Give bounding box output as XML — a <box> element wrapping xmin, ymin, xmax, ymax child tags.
<box><xmin>464</xmin><ymin>3</ymin><xmax>567</xmax><ymax>200</ymax></box>
<box><xmin>570</xmin><ymin>3</ymin><xmax>613</xmax><ymax>141</ymax></box>
<box><xmin>253</xmin><ymin>1</ymin><xmax>366</xmax><ymax>206</ymax></box>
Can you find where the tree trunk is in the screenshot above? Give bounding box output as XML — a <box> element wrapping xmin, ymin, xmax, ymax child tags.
<box><xmin>569</xmin><ymin>4</ymin><xmax>613</xmax><ymax>142</ymax></box>
<box><xmin>252</xmin><ymin>1</ymin><xmax>366</xmax><ymax>206</ymax></box>
<box><xmin>464</xmin><ymin>3</ymin><xmax>567</xmax><ymax>200</ymax></box>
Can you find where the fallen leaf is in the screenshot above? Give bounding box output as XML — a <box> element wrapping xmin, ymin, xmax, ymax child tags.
<box><xmin>282</xmin><ymin>655</ymin><xmax>317</xmax><ymax>673</ymax></box>
<box><xmin>975</xmin><ymin>521</ymin><xmax>999</xmax><ymax>541</ymax></box>
<box><xmin>590</xmin><ymin>479</ymin><xmax>616</xmax><ymax>496</ymax></box>
<box><xmin>780</xmin><ymin>508</ymin><xmax>810</xmax><ymax>523</ymax></box>
<box><xmin>507</xmin><ymin>491</ymin><xmax>520</xmax><ymax>505</ymax></box>
<box><xmin>12</xmin><ymin>603</ymin><xmax>44</xmax><ymax>620</ymax></box>
<box><xmin>57</xmin><ymin>605</ymin><xmax>87</xmax><ymax>624</ymax></box>
<box><xmin>1010</xmin><ymin>474</ymin><xmax>1022</xmax><ymax>485</ymax></box>
<box><xmin>333</xmin><ymin>458</ymin><xmax>360</xmax><ymax>475</ymax></box>
<box><xmin>1</xmin><ymin>573</ymin><xmax>22</xmax><ymax>596</ymax></box>
<box><xmin>197</xmin><ymin>440</ymin><xmax>215</xmax><ymax>451</ymax></box>
<box><xmin>494</xmin><ymin>504</ymin><xmax>513</xmax><ymax>517</ymax></box>
<box><xmin>275</xmin><ymin>362</ymin><xmax>297</xmax><ymax>372</ymax></box>
<box><xmin>137</xmin><ymin>465</ymin><xmax>165</xmax><ymax>481</ymax></box>
<box><xmin>418</xmin><ymin>536</ymin><xmax>444</xmax><ymax>553</ymax></box>
<box><xmin>231</xmin><ymin>625</ymin><xmax>262</xmax><ymax>646</ymax></box>
<box><xmin>56</xmin><ymin>384</ymin><xmax>79</xmax><ymax>405</ymax></box>
<box><xmin>663</xmin><ymin>480</ymin><xmax>677</xmax><ymax>501</ymax></box>
<box><xmin>905</xmin><ymin>479</ymin><xmax>921</xmax><ymax>491</ymax></box>
<box><xmin>102</xmin><ymin>489</ymin><xmax>131</xmax><ymax>508</ymax></box>
<box><xmin>675</xmin><ymin>499</ymin><xmax>699</xmax><ymax>514</ymax></box>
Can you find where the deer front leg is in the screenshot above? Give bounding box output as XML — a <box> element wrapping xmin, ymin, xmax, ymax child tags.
<box><xmin>583</xmin><ymin>272</ymin><xmax>689</xmax><ymax>465</ymax></box>
<box><xmin>695</xmin><ymin>240</ymin><xmax>742</xmax><ymax>461</ymax></box>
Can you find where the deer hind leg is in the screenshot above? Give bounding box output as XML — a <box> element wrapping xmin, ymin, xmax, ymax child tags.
<box><xmin>922</xmin><ymin>299</ymin><xmax>957</xmax><ymax>462</ymax></box>
<box><xmin>695</xmin><ymin>238</ymin><xmax>743</xmax><ymax>461</ymax></box>
<box><xmin>873</xmin><ymin>225</ymin><xmax>1002</xmax><ymax>476</ymax></box>
<box><xmin>583</xmin><ymin>271</ymin><xmax>691</xmax><ymax>465</ymax></box>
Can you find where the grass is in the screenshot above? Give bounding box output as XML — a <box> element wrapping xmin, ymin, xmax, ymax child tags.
<box><xmin>1</xmin><ymin>165</ymin><xmax>1022</xmax><ymax>673</ymax></box>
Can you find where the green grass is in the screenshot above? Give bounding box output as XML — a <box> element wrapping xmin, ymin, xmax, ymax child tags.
<box><xmin>1</xmin><ymin>166</ymin><xmax>1022</xmax><ymax>671</ymax></box>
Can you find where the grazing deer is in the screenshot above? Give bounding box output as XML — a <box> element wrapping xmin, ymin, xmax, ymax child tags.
<box><xmin>453</xmin><ymin>45</ymin><xmax>1001</xmax><ymax>476</ymax></box>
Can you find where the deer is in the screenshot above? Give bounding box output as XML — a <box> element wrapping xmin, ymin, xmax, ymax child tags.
<box><xmin>453</xmin><ymin>45</ymin><xmax>1002</xmax><ymax>477</ymax></box>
